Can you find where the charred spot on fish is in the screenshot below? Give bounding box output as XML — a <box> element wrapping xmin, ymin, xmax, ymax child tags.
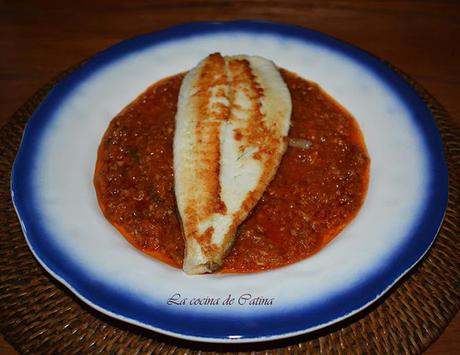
<box><xmin>196</xmin><ymin>226</ymin><xmax>214</xmax><ymax>245</ymax></box>
<box><xmin>234</xmin><ymin>130</ymin><xmax>243</xmax><ymax>141</ymax></box>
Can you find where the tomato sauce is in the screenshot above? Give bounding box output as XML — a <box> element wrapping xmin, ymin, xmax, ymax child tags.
<box><xmin>94</xmin><ymin>69</ymin><xmax>370</xmax><ymax>273</ymax></box>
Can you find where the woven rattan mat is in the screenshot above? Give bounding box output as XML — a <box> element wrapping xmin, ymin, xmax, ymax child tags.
<box><xmin>0</xmin><ymin>64</ymin><xmax>458</xmax><ymax>354</ymax></box>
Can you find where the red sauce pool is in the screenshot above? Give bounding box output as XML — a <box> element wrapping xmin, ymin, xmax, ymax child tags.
<box><xmin>94</xmin><ymin>69</ymin><xmax>370</xmax><ymax>273</ymax></box>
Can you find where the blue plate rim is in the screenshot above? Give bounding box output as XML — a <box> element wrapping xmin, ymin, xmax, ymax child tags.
<box><xmin>10</xmin><ymin>20</ymin><xmax>449</xmax><ymax>343</ymax></box>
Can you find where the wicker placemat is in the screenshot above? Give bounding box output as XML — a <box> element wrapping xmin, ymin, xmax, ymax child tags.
<box><xmin>0</xmin><ymin>64</ymin><xmax>458</xmax><ymax>354</ymax></box>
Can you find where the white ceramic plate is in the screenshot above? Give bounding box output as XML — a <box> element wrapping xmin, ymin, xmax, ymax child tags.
<box><xmin>11</xmin><ymin>21</ymin><xmax>448</xmax><ymax>343</ymax></box>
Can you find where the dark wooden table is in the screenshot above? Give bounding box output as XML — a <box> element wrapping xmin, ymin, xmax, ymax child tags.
<box><xmin>1</xmin><ymin>1</ymin><xmax>458</xmax><ymax>353</ymax></box>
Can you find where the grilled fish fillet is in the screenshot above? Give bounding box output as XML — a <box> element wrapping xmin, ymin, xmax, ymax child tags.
<box><xmin>174</xmin><ymin>53</ymin><xmax>292</xmax><ymax>274</ymax></box>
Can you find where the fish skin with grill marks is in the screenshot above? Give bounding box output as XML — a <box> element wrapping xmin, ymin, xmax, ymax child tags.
<box><xmin>174</xmin><ymin>53</ymin><xmax>292</xmax><ymax>274</ymax></box>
